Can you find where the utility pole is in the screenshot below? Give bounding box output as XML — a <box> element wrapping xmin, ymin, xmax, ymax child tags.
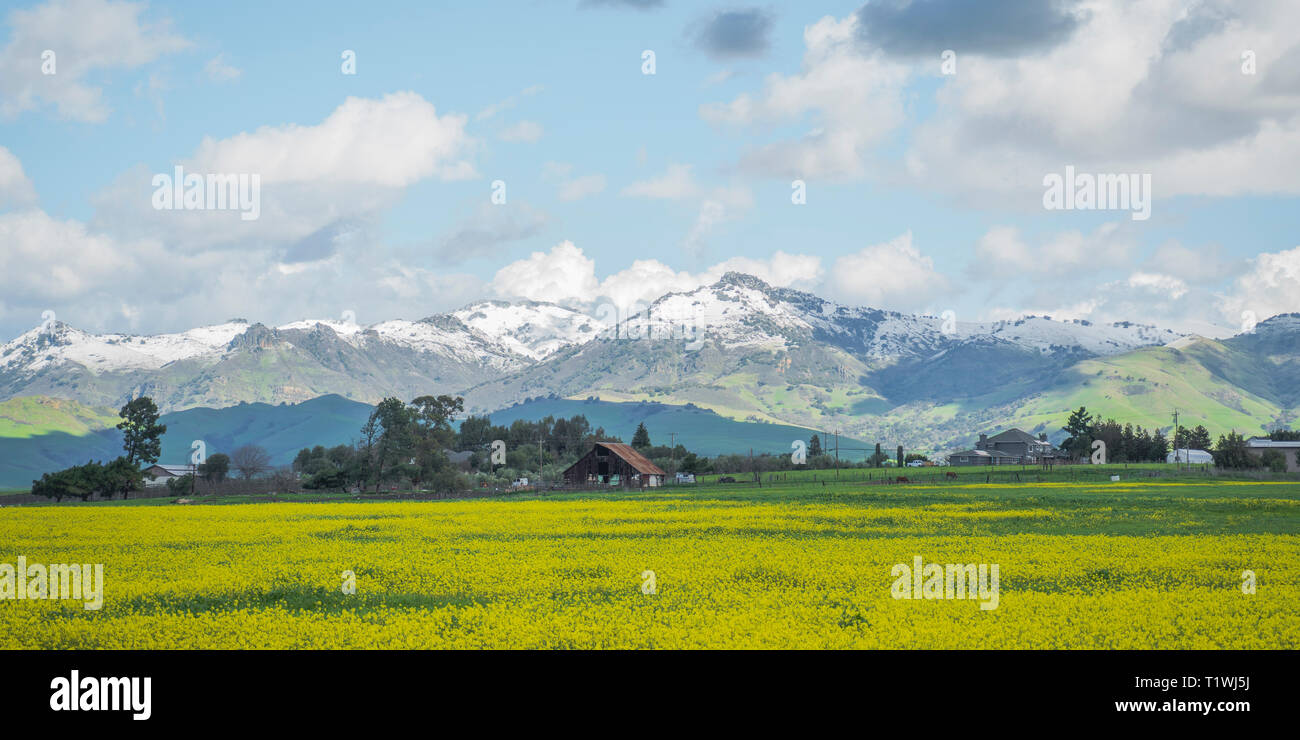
<box><xmin>669</xmin><ymin>432</ymin><xmax>677</xmax><ymax>478</ymax></box>
<box><xmin>1171</xmin><ymin>409</ymin><xmax>1181</xmax><ymax>471</ymax></box>
<box><xmin>835</xmin><ymin>429</ymin><xmax>840</xmax><ymax>480</ymax></box>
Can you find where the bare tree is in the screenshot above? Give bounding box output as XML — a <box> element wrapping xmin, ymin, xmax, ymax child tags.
<box><xmin>230</xmin><ymin>444</ymin><xmax>272</xmax><ymax>480</ymax></box>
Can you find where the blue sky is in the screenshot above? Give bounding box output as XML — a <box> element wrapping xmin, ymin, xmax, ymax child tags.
<box><xmin>2</xmin><ymin>0</ymin><xmax>1299</xmax><ymax>339</ymax></box>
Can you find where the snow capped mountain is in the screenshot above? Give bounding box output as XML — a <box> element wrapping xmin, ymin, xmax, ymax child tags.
<box><xmin>0</xmin><ymin>320</ymin><xmax>251</xmax><ymax>373</ymax></box>
<box><xmin>0</xmin><ymin>273</ymin><xmax>1217</xmax><ymax>417</ymax></box>
<box><xmin>616</xmin><ymin>272</ymin><xmax>1183</xmax><ymax>359</ymax></box>
<box><xmin>452</xmin><ymin>300</ymin><xmax>606</xmax><ymax>361</ymax></box>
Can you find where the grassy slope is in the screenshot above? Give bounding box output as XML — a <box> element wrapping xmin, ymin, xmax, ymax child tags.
<box><xmin>0</xmin><ymin>396</ymin><xmax>119</xmax><ymax>439</ymax></box>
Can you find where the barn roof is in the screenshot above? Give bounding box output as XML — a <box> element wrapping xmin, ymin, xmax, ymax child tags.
<box><xmin>582</xmin><ymin>442</ymin><xmax>667</xmax><ymax>476</ymax></box>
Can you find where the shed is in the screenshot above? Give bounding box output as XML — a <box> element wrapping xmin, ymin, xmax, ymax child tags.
<box><xmin>562</xmin><ymin>442</ymin><xmax>666</xmax><ymax>488</ymax></box>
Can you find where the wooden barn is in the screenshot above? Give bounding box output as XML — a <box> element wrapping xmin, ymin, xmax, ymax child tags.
<box><xmin>562</xmin><ymin>442</ymin><xmax>666</xmax><ymax>488</ymax></box>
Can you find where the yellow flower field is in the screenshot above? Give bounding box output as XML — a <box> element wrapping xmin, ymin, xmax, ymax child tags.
<box><xmin>1</xmin><ymin>480</ymin><xmax>1297</xmax><ymax>648</ymax></box>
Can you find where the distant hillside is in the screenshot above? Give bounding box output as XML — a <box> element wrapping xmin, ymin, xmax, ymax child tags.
<box><xmin>0</xmin><ymin>394</ymin><xmax>374</xmax><ymax>489</ymax></box>
<box><xmin>486</xmin><ymin>397</ymin><xmax>868</xmax><ymax>457</ymax></box>
<box><xmin>0</xmin><ymin>394</ymin><xmax>864</xmax><ymax>488</ymax></box>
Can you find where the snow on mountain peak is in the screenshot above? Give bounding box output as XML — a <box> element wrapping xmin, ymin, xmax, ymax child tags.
<box><xmin>452</xmin><ymin>300</ymin><xmax>606</xmax><ymax>361</ymax></box>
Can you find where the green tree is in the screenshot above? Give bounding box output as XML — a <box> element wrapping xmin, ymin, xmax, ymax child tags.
<box><xmin>199</xmin><ymin>452</ymin><xmax>231</xmax><ymax>482</ymax></box>
<box><xmin>897</xmin><ymin>445</ymin><xmax>904</xmax><ymax>469</ymax></box>
<box><xmin>365</xmin><ymin>397</ymin><xmax>416</xmax><ymax>491</ymax></box>
<box><xmin>1211</xmin><ymin>431</ymin><xmax>1258</xmax><ymax>469</ymax></box>
<box><xmin>631</xmin><ymin>422</ymin><xmax>651</xmax><ymax>449</ymax></box>
<box><xmin>1189</xmin><ymin>425</ymin><xmax>1213</xmax><ymax>450</ymax></box>
<box><xmin>1060</xmin><ymin>406</ymin><xmax>1094</xmax><ymax>460</ymax></box>
<box><xmin>117</xmin><ymin>396</ymin><xmax>166</xmax><ymax>466</ymax></box>
<box><xmin>808</xmin><ymin>434</ymin><xmax>822</xmax><ymax>457</ymax></box>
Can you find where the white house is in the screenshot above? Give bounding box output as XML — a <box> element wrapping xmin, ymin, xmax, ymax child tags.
<box><xmin>1166</xmin><ymin>449</ymin><xmax>1213</xmax><ymax>464</ymax></box>
<box><xmin>141</xmin><ymin>464</ymin><xmax>196</xmax><ymax>487</ymax></box>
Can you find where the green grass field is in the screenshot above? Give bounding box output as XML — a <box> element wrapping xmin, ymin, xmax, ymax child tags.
<box><xmin>1</xmin><ymin>474</ymin><xmax>1296</xmax><ymax>648</ymax></box>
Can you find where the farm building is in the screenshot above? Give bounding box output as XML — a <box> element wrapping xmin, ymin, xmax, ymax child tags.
<box><xmin>1245</xmin><ymin>438</ymin><xmax>1300</xmax><ymax>472</ymax></box>
<box><xmin>1166</xmin><ymin>449</ymin><xmax>1213</xmax><ymax>465</ymax></box>
<box><xmin>949</xmin><ymin>428</ymin><xmax>1060</xmax><ymax>465</ymax></box>
<box><xmin>562</xmin><ymin>442</ymin><xmax>666</xmax><ymax>488</ymax></box>
<box><xmin>142</xmin><ymin>464</ymin><xmax>196</xmax><ymax>487</ymax></box>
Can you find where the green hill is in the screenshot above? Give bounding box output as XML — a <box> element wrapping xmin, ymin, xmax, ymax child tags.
<box><xmin>485</xmin><ymin>397</ymin><xmax>867</xmax><ymax>457</ymax></box>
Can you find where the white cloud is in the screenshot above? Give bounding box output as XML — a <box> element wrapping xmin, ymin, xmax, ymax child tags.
<box><xmin>0</xmin><ymin>0</ymin><xmax>190</xmax><ymax>122</ymax></box>
<box><xmin>825</xmin><ymin>232</ymin><xmax>949</xmax><ymax>310</ymax></box>
<box><xmin>700</xmin><ymin>13</ymin><xmax>909</xmax><ymax>180</ymax></box>
<box><xmin>204</xmin><ymin>54</ymin><xmax>240</xmax><ymax>83</ymax></box>
<box><xmin>906</xmin><ymin>0</ymin><xmax>1300</xmax><ymax>202</ymax></box>
<box><xmin>489</xmin><ymin>241</ymin><xmax>823</xmax><ymax>313</ymax></box>
<box><xmin>489</xmin><ymin>241</ymin><xmax>602</xmax><ymax>305</ymax></box>
<box><xmin>0</xmin><ymin>145</ymin><xmax>37</xmax><ymax>207</ymax></box>
<box><xmin>499</xmin><ymin>120</ymin><xmax>542</xmax><ymax>142</ymax></box>
<box><xmin>972</xmin><ymin>223</ymin><xmax>1130</xmax><ymax>276</ymax></box>
<box><xmin>1219</xmin><ymin>245</ymin><xmax>1300</xmax><ymax>324</ymax></box>
<box><xmin>0</xmin><ymin>205</ymin><xmax>487</xmax><ymax>337</ymax></box>
<box><xmin>0</xmin><ymin>209</ymin><xmax>144</xmax><ymax>303</ymax></box>
<box><xmin>623</xmin><ymin>164</ymin><xmax>753</xmax><ymax>254</ymax></box>
<box><xmin>188</xmin><ymin>91</ymin><xmax>475</xmax><ymax>187</ymax></box>
<box><xmin>91</xmin><ymin>91</ymin><xmax>478</xmax><ymax>251</ymax></box>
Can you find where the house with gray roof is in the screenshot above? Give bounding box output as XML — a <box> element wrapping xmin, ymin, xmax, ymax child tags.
<box><xmin>948</xmin><ymin>428</ymin><xmax>1059</xmax><ymax>466</ymax></box>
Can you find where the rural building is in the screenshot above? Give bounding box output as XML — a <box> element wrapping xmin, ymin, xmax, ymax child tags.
<box><xmin>1245</xmin><ymin>438</ymin><xmax>1300</xmax><ymax>472</ymax></box>
<box><xmin>142</xmin><ymin>464</ymin><xmax>196</xmax><ymax>487</ymax></box>
<box><xmin>948</xmin><ymin>428</ymin><xmax>1059</xmax><ymax>466</ymax></box>
<box><xmin>1166</xmin><ymin>448</ymin><xmax>1213</xmax><ymax>465</ymax></box>
<box><xmin>562</xmin><ymin>442</ymin><xmax>666</xmax><ymax>488</ymax></box>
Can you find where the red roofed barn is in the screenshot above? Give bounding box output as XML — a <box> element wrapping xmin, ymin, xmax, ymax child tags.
<box><xmin>562</xmin><ymin>442</ymin><xmax>666</xmax><ymax>488</ymax></box>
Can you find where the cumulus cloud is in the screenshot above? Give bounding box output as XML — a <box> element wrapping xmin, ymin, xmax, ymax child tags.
<box><xmin>0</xmin><ymin>145</ymin><xmax>37</xmax><ymax>207</ymax></box>
<box><xmin>1219</xmin><ymin>245</ymin><xmax>1300</xmax><ymax>324</ymax></box>
<box><xmin>489</xmin><ymin>241</ymin><xmax>823</xmax><ymax>313</ymax></box>
<box><xmin>825</xmin><ymin>232</ymin><xmax>950</xmax><ymax>311</ymax></box>
<box><xmin>0</xmin><ymin>0</ymin><xmax>190</xmax><ymax>122</ymax></box>
<box><xmin>91</xmin><ymin>91</ymin><xmax>478</xmax><ymax>251</ymax></box>
<box><xmin>489</xmin><ymin>241</ymin><xmax>602</xmax><ymax>305</ymax></box>
<box><xmin>0</xmin><ymin>205</ymin><xmax>487</xmax><ymax>337</ymax></box>
<box><xmin>972</xmin><ymin>223</ymin><xmax>1131</xmax><ymax>277</ymax></box>
<box><xmin>904</xmin><ymin>0</ymin><xmax>1300</xmax><ymax>203</ymax></box>
<box><xmin>700</xmin><ymin>13</ymin><xmax>909</xmax><ymax>179</ymax></box>
<box><xmin>691</xmin><ymin>8</ymin><xmax>774</xmax><ymax>59</ymax></box>
<box><xmin>705</xmin><ymin>1</ymin><xmax>1300</xmax><ymax>201</ymax></box>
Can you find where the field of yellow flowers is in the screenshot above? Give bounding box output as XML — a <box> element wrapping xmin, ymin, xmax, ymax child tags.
<box><xmin>2</xmin><ymin>480</ymin><xmax>1297</xmax><ymax>648</ymax></box>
